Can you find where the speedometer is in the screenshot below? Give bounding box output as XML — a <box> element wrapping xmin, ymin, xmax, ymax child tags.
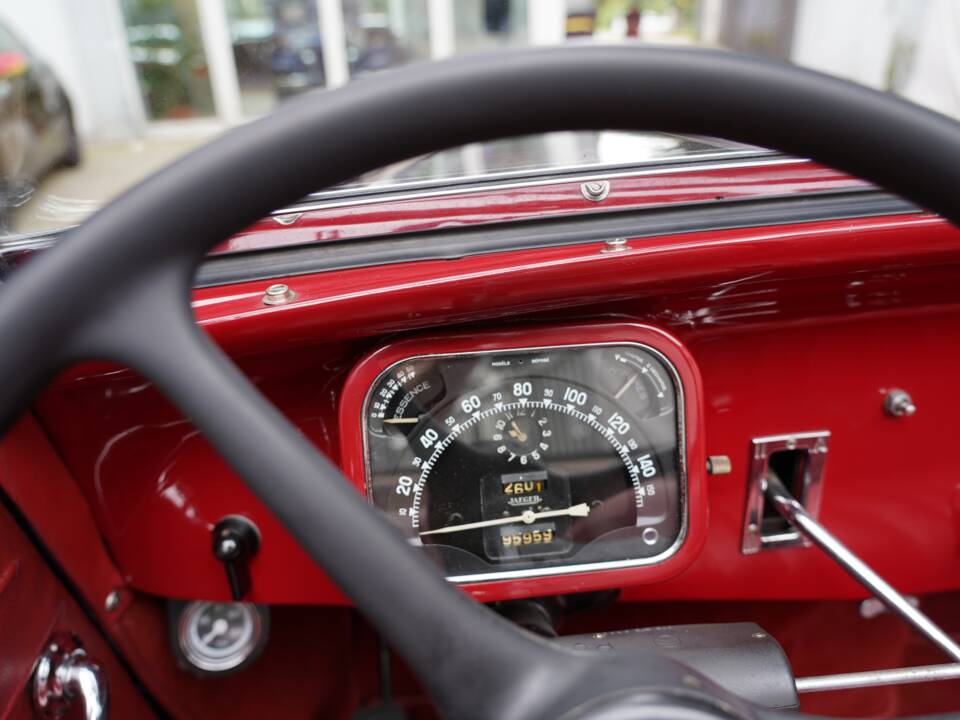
<box><xmin>358</xmin><ymin>330</ymin><xmax>691</xmax><ymax>583</ymax></box>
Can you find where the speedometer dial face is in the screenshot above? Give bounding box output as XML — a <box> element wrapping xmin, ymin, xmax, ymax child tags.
<box><xmin>364</xmin><ymin>343</ymin><xmax>685</xmax><ymax>581</ymax></box>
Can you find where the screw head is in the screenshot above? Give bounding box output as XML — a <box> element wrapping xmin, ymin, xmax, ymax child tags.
<box><xmin>104</xmin><ymin>590</ymin><xmax>121</xmax><ymax>612</ymax></box>
<box><xmin>884</xmin><ymin>389</ymin><xmax>916</xmax><ymax>418</ymax></box>
<box><xmin>262</xmin><ymin>283</ymin><xmax>296</xmax><ymax>306</ymax></box>
<box><xmin>601</xmin><ymin>237</ymin><xmax>628</xmax><ymax>253</ymax></box>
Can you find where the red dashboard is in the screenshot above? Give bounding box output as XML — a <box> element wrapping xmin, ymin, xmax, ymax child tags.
<box><xmin>4</xmin><ymin>156</ymin><xmax>960</xmax><ymax>717</ymax></box>
<box><xmin>16</xmin><ymin>195</ymin><xmax>960</xmax><ymax>607</ymax></box>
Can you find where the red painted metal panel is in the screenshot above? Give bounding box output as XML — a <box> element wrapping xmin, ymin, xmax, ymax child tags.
<box><xmin>29</xmin><ymin>210</ymin><xmax>960</xmax><ymax>605</ymax></box>
<box><xmin>0</xmin><ymin>419</ymin><xmax>364</xmax><ymax>719</ymax></box>
<box><xmin>180</xmin><ymin>213</ymin><xmax>953</xmax><ymax>362</ymax></box>
<box><xmin>0</xmin><ymin>501</ymin><xmax>153</xmax><ymax>719</ymax></box>
<box><xmin>215</xmin><ymin>160</ymin><xmax>865</xmax><ymax>253</ymax></box>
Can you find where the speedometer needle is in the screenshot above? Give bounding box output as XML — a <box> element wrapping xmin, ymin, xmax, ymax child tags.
<box><xmin>419</xmin><ymin>503</ymin><xmax>591</xmax><ymax>536</ymax></box>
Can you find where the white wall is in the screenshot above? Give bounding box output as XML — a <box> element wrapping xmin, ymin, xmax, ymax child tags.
<box><xmin>792</xmin><ymin>0</ymin><xmax>927</xmax><ymax>90</ymax></box>
<box><xmin>0</xmin><ymin>0</ymin><xmax>145</xmax><ymax>141</ymax></box>
<box><xmin>902</xmin><ymin>0</ymin><xmax>960</xmax><ymax>118</ymax></box>
<box><xmin>792</xmin><ymin>0</ymin><xmax>960</xmax><ymax>118</ymax></box>
<box><xmin>0</xmin><ymin>0</ymin><xmax>82</xmax><ymax>113</ymax></box>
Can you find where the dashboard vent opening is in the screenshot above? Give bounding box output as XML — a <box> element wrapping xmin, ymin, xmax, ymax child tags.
<box><xmin>742</xmin><ymin>431</ymin><xmax>830</xmax><ymax>555</ymax></box>
<box><xmin>761</xmin><ymin>450</ymin><xmax>809</xmax><ymax>537</ymax></box>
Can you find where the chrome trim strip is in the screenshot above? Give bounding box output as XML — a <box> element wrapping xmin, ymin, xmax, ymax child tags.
<box><xmin>360</xmin><ymin>340</ymin><xmax>689</xmax><ymax>585</ymax></box>
<box><xmin>275</xmin><ymin>155</ymin><xmax>803</xmax><ymax>216</ymax></box>
<box><xmin>0</xmin><ymin>231</ymin><xmax>67</xmax><ymax>254</ymax></box>
<box><xmin>301</xmin><ymin>147</ymin><xmax>776</xmax><ymax>201</ymax></box>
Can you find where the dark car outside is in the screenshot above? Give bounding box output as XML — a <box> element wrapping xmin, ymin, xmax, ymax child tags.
<box><xmin>0</xmin><ymin>20</ymin><xmax>79</xmax><ymax>231</ymax></box>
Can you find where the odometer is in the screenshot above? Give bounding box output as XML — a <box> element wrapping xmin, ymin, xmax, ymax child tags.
<box><xmin>363</xmin><ymin>342</ymin><xmax>686</xmax><ymax>581</ymax></box>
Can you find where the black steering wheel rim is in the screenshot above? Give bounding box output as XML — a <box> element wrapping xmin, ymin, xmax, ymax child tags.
<box><xmin>2</xmin><ymin>46</ymin><xmax>960</xmax><ymax>719</ymax></box>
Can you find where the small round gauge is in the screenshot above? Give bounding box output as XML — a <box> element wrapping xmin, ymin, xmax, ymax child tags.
<box><xmin>367</xmin><ymin>365</ymin><xmax>446</xmax><ymax>437</ymax></box>
<box><xmin>175</xmin><ymin>601</ymin><xmax>268</xmax><ymax>675</ymax></box>
<box><xmin>490</xmin><ymin>409</ymin><xmax>551</xmax><ymax>464</ymax></box>
<box><xmin>606</xmin><ymin>351</ymin><xmax>673</xmax><ymax>419</ymax></box>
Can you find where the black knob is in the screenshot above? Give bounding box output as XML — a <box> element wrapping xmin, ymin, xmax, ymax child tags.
<box><xmin>212</xmin><ymin>516</ymin><xmax>260</xmax><ymax>601</ymax></box>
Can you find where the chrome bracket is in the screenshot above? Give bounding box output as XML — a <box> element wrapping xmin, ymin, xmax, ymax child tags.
<box><xmin>33</xmin><ymin>633</ymin><xmax>109</xmax><ymax>720</ymax></box>
<box><xmin>580</xmin><ymin>180</ymin><xmax>610</xmax><ymax>202</ymax></box>
<box><xmin>741</xmin><ymin>431</ymin><xmax>829</xmax><ymax>554</ymax></box>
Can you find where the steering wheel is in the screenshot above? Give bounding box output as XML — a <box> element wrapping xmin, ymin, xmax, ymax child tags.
<box><xmin>2</xmin><ymin>46</ymin><xmax>960</xmax><ymax>719</ymax></box>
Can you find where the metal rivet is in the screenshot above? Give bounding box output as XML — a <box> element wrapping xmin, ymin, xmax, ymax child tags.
<box><xmin>706</xmin><ymin>455</ymin><xmax>732</xmax><ymax>475</ymax></box>
<box><xmin>262</xmin><ymin>283</ymin><xmax>296</xmax><ymax>306</ymax></box>
<box><xmin>785</xmin><ymin>438</ymin><xmax>797</xmax><ymax>450</ymax></box>
<box><xmin>581</xmin><ymin>180</ymin><xmax>610</xmax><ymax>202</ymax></box>
<box><xmin>104</xmin><ymin>590</ymin><xmax>121</xmax><ymax>612</ymax></box>
<box><xmin>601</xmin><ymin>237</ymin><xmax>628</xmax><ymax>253</ymax></box>
<box><xmin>884</xmin><ymin>389</ymin><xmax>916</xmax><ymax>418</ymax></box>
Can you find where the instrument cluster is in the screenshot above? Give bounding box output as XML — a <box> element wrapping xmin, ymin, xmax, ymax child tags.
<box><xmin>340</xmin><ymin>323</ymin><xmax>707</xmax><ymax>592</ymax></box>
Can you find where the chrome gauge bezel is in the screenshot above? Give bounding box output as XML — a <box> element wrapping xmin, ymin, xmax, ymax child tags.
<box><xmin>361</xmin><ymin>340</ymin><xmax>689</xmax><ymax>583</ymax></box>
<box><xmin>176</xmin><ymin>601</ymin><xmax>266</xmax><ymax>674</ymax></box>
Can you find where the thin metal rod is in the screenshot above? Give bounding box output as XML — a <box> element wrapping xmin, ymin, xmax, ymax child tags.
<box><xmin>797</xmin><ymin>663</ymin><xmax>960</xmax><ymax>693</ymax></box>
<box><xmin>764</xmin><ymin>474</ymin><xmax>960</xmax><ymax>663</ymax></box>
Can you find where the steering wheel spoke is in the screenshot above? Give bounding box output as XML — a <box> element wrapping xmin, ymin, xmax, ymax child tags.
<box><xmin>60</xmin><ymin>260</ymin><xmax>593</xmax><ymax>719</ymax></box>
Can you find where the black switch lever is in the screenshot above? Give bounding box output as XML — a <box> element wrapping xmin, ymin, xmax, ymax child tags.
<box><xmin>212</xmin><ymin>516</ymin><xmax>260</xmax><ymax>601</ymax></box>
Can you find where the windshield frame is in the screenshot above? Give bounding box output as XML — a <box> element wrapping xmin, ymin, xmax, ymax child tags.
<box><xmin>271</xmin><ymin>144</ymin><xmax>780</xmax><ymax>215</ymax></box>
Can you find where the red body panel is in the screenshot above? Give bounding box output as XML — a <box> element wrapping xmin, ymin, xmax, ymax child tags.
<box><xmin>0</xmin><ymin>489</ymin><xmax>153</xmax><ymax>718</ymax></box>
<box><xmin>216</xmin><ymin>159</ymin><xmax>863</xmax><ymax>253</ymax></box>
<box><xmin>27</xmin><ymin>209</ymin><xmax>960</xmax><ymax>605</ymax></box>
<box><xmin>0</xmin><ymin>417</ymin><xmax>363</xmax><ymax>720</ymax></box>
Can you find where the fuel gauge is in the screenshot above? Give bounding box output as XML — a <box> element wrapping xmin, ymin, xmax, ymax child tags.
<box><xmin>174</xmin><ymin>601</ymin><xmax>269</xmax><ymax>675</ymax></box>
<box><xmin>609</xmin><ymin>351</ymin><xmax>675</xmax><ymax>419</ymax></box>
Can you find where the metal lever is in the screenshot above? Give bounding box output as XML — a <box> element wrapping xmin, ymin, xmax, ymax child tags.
<box><xmin>797</xmin><ymin>663</ymin><xmax>960</xmax><ymax>694</ymax></box>
<box><xmin>765</xmin><ymin>473</ymin><xmax>960</xmax><ymax>662</ymax></box>
<box><xmin>212</xmin><ymin>515</ymin><xmax>260</xmax><ymax>601</ymax></box>
<box><xmin>33</xmin><ymin>633</ymin><xmax>109</xmax><ymax>720</ymax></box>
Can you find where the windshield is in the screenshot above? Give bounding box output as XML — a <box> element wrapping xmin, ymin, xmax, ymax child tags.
<box><xmin>0</xmin><ymin>0</ymin><xmax>956</xmax><ymax>239</ymax></box>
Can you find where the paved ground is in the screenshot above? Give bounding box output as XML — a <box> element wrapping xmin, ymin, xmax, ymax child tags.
<box><xmin>12</xmin><ymin>134</ymin><xmax>211</xmax><ymax>235</ymax></box>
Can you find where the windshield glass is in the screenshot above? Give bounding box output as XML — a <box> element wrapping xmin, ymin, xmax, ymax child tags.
<box><xmin>332</xmin><ymin>132</ymin><xmax>759</xmax><ymax>197</ymax></box>
<box><xmin>0</xmin><ymin>0</ymin><xmax>956</xmax><ymax>239</ymax></box>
